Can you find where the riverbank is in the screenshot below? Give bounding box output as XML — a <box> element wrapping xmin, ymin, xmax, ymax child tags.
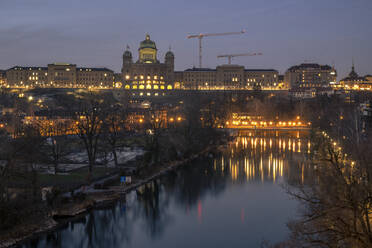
<box><xmin>0</xmin><ymin>139</ymin><xmax>229</xmax><ymax>248</ymax></box>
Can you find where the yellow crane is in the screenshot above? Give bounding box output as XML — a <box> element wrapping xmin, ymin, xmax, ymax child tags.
<box><xmin>217</xmin><ymin>52</ymin><xmax>263</xmax><ymax>65</ymax></box>
<box><xmin>187</xmin><ymin>30</ymin><xmax>245</xmax><ymax>68</ymax></box>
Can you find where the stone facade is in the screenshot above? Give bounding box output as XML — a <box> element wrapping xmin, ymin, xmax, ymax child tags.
<box><xmin>175</xmin><ymin>66</ymin><xmax>279</xmax><ymax>90</ymax></box>
<box><xmin>339</xmin><ymin>65</ymin><xmax>371</xmax><ymax>90</ymax></box>
<box><xmin>285</xmin><ymin>63</ymin><xmax>337</xmax><ymax>89</ymax></box>
<box><xmin>5</xmin><ymin>66</ymin><xmax>48</xmax><ymax>87</ymax></box>
<box><xmin>5</xmin><ymin>64</ymin><xmax>113</xmax><ymax>88</ymax></box>
<box><xmin>76</xmin><ymin>67</ymin><xmax>114</xmax><ymax>88</ymax></box>
<box><xmin>0</xmin><ymin>70</ymin><xmax>6</xmax><ymax>87</ymax></box>
<box><xmin>121</xmin><ymin>34</ymin><xmax>175</xmax><ymax>97</ymax></box>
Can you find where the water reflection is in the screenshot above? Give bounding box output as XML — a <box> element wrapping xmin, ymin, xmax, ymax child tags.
<box><xmin>21</xmin><ymin>131</ymin><xmax>312</xmax><ymax>248</ymax></box>
<box><xmin>219</xmin><ymin>131</ymin><xmax>313</xmax><ymax>185</ymax></box>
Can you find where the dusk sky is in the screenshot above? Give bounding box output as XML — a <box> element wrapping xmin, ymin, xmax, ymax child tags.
<box><xmin>1</xmin><ymin>0</ymin><xmax>371</xmax><ymax>79</ymax></box>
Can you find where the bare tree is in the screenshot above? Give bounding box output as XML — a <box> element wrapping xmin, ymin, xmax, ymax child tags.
<box><xmin>76</xmin><ymin>98</ymin><xmax>103</xmax><ymax>178</ymax></box>
<box><xmin>286</xmin><ymin>128</ymin><xmax>372</xmax><ymax>248</ymax></box>
<box><xmin>101</xmin><ymin>104</ymin><xmax>127</xmax><ymax>166</ymax></box>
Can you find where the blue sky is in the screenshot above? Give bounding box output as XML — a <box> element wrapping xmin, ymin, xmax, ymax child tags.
<box><xmin>0</xmin><ymin>0</ymin><xmax>371</xmax><ymax>78</ymax></box>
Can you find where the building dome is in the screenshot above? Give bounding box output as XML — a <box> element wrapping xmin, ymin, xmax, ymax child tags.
<box><xmin>165</xmin><ymin>50</ymin><xmax>174</xmax><ymax>58</ymax></box>
<box><xmin>139</xmin><ymin>34</ymin><xmax>157</xmax><ymax>50</ymax></box>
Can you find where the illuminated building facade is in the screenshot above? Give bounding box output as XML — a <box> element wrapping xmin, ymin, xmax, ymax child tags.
<box><xmin>76</xmin><ymin>67</ymin><xmax>114</xmax><ymax>88</ymax></box>
<box><xmin>121</xmin><ymin>34</ymin><xmax>175</xmax><ymax>96</ymax></box>
<box><xmin>285</xmin><ymin>63</ymin><xmax>337</xmax><ymax>89</ymax></box>
<box><xmin>121</xmin><ymin>34</ymin><xmax>280</xmax><ymax>95</ymax></box>
<box><xmin>0</xmin><ymin>70</ymin><xmax>6</xmax><ymax>87</ymax></box>
<box><xmin>175</xmin><ymin>66</ymin><xmax>279</xmax><ymax>90</ymax></box>
<box><xmin>5</xmin><ymin>66</ymin><xmax>48</xmax><ymax>88</ymax></box>
<box><xmin>339</xmin><ymin>64</ymin><xmax>372</xmax><ymax>91</ymax></box>
<box><xmin>5</xmin><ymin>64</ymin><xmax>114</xmax><ymax>88</ymax></box>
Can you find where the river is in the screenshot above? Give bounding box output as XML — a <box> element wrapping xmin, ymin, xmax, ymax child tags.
<box><xmin>20</xmin><ymin>130</ymin><xmax>313</xmax><ymax>248</ymax></box>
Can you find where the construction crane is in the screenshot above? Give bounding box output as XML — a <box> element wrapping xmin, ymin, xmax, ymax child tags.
<box><xmin>187</xmin><ymin>30</ymin><xmax>245</xmax><ymax>68</ymax></box>
<box><xmin>217</xmin><ymin>52</ymin><xmax>263</xmax><ymax>64</ymax></box>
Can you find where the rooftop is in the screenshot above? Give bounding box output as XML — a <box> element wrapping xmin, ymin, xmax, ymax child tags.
<box><xmin>288</xmin><ymin>63</ymin><xmax>332</xmax><ymax>71</ymax></box>
<box><xmin>8</xmin><ymin>66</ymin><xmax>48</xmax><ymax>71</ymax></box>
<box><xmin>77</xmin><ymin>67</ymin><xmax>113</xmax><ymax>72</ymax></box>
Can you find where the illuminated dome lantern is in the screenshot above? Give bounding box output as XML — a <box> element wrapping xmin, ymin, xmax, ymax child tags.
<box><xmin>138</xmin><ymin>34</ymin><xmax>158</xmax><ymax>63</ymax></box>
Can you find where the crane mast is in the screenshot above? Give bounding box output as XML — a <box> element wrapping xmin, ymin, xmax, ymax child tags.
<box><xmin>187</xmin><ymin>30</ymin><xmax>245</xmax><ymax>68</ymax></box>
<box><xmin>217</xmin><ymin>52</ymin><xmax>263</xmax><ymax>64</ymax></box>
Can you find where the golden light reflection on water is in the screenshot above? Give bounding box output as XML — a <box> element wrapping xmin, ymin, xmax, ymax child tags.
<box><xmin>214</xmin><ymin>131</ymin><xmax>312</xmax><ymax>183</ymax></box>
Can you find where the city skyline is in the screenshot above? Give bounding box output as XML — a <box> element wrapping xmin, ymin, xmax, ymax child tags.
<box><xmin>1</xmin><ymin>0</ymin><xmax>371</xmax><ymax>79</ymax></box>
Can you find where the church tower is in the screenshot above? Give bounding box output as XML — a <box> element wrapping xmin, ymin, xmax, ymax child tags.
<box><xmin>121</xmin><ymin>46</ymin><xmax>133</xmax><ymax>81</ymax></box>
<box><xmin>165</xmin><ymin>47</ymin><xmax>175</xmax><ymax>72</ymax></box>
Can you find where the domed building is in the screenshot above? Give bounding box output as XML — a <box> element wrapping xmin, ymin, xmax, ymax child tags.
<box><xmin>121</xmin><ymin>34</ymin><xmax>175</xmax><ymax>97</ymax></box>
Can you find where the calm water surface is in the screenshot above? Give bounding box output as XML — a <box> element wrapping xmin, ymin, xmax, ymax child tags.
<box><xmin>21</xmin><ymin>131</ymin><xmax>313</xmax><ymax>248</ymax></box>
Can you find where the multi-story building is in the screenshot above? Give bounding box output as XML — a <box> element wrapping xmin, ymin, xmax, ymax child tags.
<box><xmin>5</xmin><ymin>64</ymin><xmax>114</xmax><ymax>88</ymax></box>
<box><xmin>285</xmin><ymin>63</ymin><xmax>337</xmax><ymax>89</ymax></box>
<box><xmin>175</xmin><ymin>66</ymin><xmax>279</xmax><ymax>90</ymax></box>
<box><xmin>5</xmin><ymin>66</ymin><xmax>48</xmax><ymax>87</ymax></box>
<box><xmin>4</xmin><ymin>34</ymin><xmax>283</xmax><ymax>93</ymax></box>
<box><xmin>76</xmin><ymin>67</ymin><xmax>114</xmax><ymax>88</ymax></box>
<box><xmin>0</xmin><ymin>70</ymin><xmax>6</xmax><ymax>87</ymax></box>
<box><xmin>121</xmin><ymin>34</ymin><xmax>175</xmax><ymax>97</ymax></box>
<box><xmin>339</xmin><ymin>64</ymin><xmax>372</xmax><ymax>91</ymax></box>
<box><xmin>120</xmin><ymin>34</ymin><xmax>279</xmax><ymax>95</ymax></box>
<box><xmin>47</xmin><ymin>63</ymin><xmax>77</xmax><ymax>87</ymax></box>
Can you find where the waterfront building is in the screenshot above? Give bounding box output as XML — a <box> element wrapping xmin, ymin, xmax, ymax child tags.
<box><xmin>285</xmin><ymin>63</ymin><xmax>337</xmax><ymax>89</ymax></box>
<box><xmin>339</xmin><ymin>64</ymin><xmax>371</xmax><ymax>91</ymax></box>
<box><xmin>289</xmin><ymin>86</ymin><xmax>334</xmax><ymax>99</ymax></box>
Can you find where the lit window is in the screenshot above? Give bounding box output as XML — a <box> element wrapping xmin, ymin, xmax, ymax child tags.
<box><xmin>125</xmin><ymin>75</ymin><xmax>130</xmax><ymax>80</ymax></box>
<box><xmin>139</xmin><ymin>85</ymin><xmax>145</xmax><ymax>89</ymax></box>
<box><xmin>146</xmin><ymin>84</ymin><xmax>151</xmax><ymax>89</ymax></box>
<box><xmin>153</xmin><ymin>85</ymin><xmax>159</xmax><ymax>89</ymax></box>
<box><xmin>160</xmin><ymin>85</ymin><xmax>165</xmax><ymax>90</ymax></box>
<box><xmin>125</xmin><ymin>85</ymin><xmax>130</xmax><ymax>89</ymax></box>
<box><xmin>167</xmin><ymin>85</ymin><xmax>173</xmax><ymax>90</ymax></box>
<box><xmin>132</xmin><ymin>85</ymin><xmax>138</xmax><ymax>89</ymax></box>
